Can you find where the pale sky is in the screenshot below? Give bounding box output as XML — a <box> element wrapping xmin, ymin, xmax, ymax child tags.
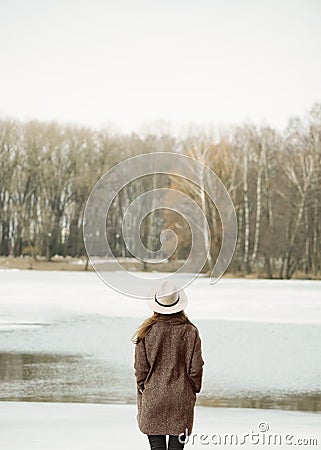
<box><xmin>0</xmin><ymin>0</ymin><xmax>321</xmax><ymax>133</ymax></box>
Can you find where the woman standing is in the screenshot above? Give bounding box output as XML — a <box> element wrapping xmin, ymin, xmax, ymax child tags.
<box><xmin>131</xmin><ymin>281</ymin><xmax>204</xmax><ymax>450</ymax></box>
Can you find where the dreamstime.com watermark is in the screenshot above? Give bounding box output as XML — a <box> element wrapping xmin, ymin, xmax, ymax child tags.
<box><xmin>178</xmin><ymin>422</ymin><xmax>318</xmax><ymax>446</ymax></box>
<box><xmin>83</xmin><ymin>152</ymin><xmax>238</xmax><ymax>299</ymax></box>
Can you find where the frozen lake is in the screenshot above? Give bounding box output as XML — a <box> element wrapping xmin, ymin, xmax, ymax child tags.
<box><xmin>0</xmin><ymin>271</ymin><xmax>320</xmax><ymax>411</ymax></box>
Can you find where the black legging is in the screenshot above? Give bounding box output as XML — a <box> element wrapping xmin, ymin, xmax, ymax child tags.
<box><xmin>147</xmin><ymin>434</ymin><xmax>186</xmax><ymax>450</ymax></box>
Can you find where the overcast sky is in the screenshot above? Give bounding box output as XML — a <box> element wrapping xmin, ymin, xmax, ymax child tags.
<box><xmin>0</xmin><ymin>0</ymin><xmax>320</xmax><ymax>133</ymax></box>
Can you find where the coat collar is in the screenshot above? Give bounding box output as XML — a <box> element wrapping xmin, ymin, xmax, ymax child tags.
<box><xmin>157</xmin><ymin>315</ymin><xmax>186</xmax><ymax>325</ymax></box>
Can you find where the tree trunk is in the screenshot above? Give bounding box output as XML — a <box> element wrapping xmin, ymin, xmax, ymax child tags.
<box><xmin>243</xmin><ymin>148</ymin><xmax>250</xmax><ymax>273</ymax></box>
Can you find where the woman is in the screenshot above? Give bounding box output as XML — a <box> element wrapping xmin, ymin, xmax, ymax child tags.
<box><xmin>131</xmin><ymin>281</ymin><xmax>205</xmax><ymax>450</ymax></box>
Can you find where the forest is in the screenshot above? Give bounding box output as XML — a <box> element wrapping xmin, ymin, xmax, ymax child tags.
<box><xmin>0</xmin><ymin>103</ymin><xmax>320</xmax><ymax>279</ymax></box>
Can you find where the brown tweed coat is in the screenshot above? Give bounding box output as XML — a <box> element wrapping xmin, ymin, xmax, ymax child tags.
<box><xmin>134</xmin><ymin>314</ymin><xmax>204</xmax><ymax>436</ymax></box>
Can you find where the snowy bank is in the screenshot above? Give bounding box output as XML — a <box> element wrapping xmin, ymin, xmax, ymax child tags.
<box><xmin>0</xmin><ymin>402</ymin><xmax>320</xmax><ymax>450</ymax></box>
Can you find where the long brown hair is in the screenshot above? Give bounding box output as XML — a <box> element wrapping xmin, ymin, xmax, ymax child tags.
<box><xmin>131</xmin><ymin>310</ymin><xmax>192</xmax><ymax>344</ymax></box>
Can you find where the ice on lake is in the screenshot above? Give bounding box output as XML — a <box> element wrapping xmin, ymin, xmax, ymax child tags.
<box><xmin>0</xmin><ymin>271</ymin><xmax>320</xmax><ymax>410</ymax></box>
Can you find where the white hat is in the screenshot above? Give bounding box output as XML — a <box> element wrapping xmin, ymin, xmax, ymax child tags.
<box><xmin>147</xmin><ymin>280</ymin><xmax>188</xmax><ymax>314</ymax></box>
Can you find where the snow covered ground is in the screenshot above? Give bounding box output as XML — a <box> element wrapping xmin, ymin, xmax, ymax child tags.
<box><xmin>0</xmin><ymin>402</ymin><xmax>320</xmax><ymax>450</ymax></box>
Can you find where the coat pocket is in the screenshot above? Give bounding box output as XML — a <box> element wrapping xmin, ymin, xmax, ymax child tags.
<box><xmin>186</xmin><ymin>371</ymin><xmax>196</xmax><ymax>393</ymax></box>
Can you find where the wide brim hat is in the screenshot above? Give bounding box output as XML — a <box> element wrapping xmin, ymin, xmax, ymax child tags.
<box><xmin>146</xmin><ymin>280</ymin><xmax>188</xmax><ymax>314</ymax></box>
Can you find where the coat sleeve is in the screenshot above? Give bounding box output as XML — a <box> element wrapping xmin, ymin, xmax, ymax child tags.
<box><xmin>134</xmin><ymin>337</ymin><xmax>150</xmax><ymax>393</ymax></box>
<box><xmin>189</xmin><ymin>329</ymin><xmax>205</xmax><ymax>393</ymax></box>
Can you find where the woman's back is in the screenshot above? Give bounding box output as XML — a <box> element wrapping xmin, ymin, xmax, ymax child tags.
<box><xmin>134</xmin><ymin>313</ymin><xmax>204</xmax><ymax>436</ymax></box>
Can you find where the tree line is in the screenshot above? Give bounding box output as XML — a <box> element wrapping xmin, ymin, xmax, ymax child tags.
<box><xmin>0</xmin><ymin>103</ymin><xmax>320</xmax><ymax>279</ymax></box>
